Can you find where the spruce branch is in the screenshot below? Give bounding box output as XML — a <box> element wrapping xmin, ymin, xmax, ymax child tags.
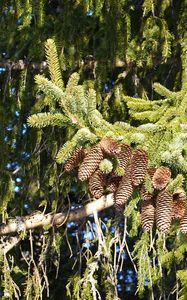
<box><xmin>153</xmin><ymin>82</ymin><xmax>175</xmax><ymax>98</ymax></box>
<box><xmin>99</xmin><ymin>159</ymin><xmax>113</xmax><ymax>174</ymax></box>
<box><xmin>74</xmin><ymin>85</ymin><xmax>88</xmax><ymax>117</ymax></box>
<box><xmin>0</xmin><ymin>194</ymin><xmax>114</xmax><ymax>236</ymax></box>
<box><xmin>87</xmin><ymin>88</ymin><xmax>97</xmax><ymax>113</ymax></box>
<box><xmin>89</xmin><ymin>110</ymin><xmax>116</xmax><ymax>135</ymax></box>
<box><xmin>65</xmin><ymin>72</ymin><xmax>80</xmax><ymax>94</ymax></box>
<box><xmin>27</xmin><ymin>112</ymin><xmax>70</xmax><ymax>128</ymax></box>
<box><xmin>45</xmin><ymin>39</ymin><xmax>64</xmax><ymax>89</ymax></box>
<box><xmin>56</xmin><ymin>140</ymin><xmax>78</xmax><ymax>164</ymax></box>
<box><xmin>34</xmin><ymin>75</ymin><xmax>85</xmax><ymax>127</ymax></box>
<box><xmin>35</xmin><ymin>75</ymin><xmax>64</xmax><ymax>102</ymax></box>
<box><xmin>124</xmin><ymin>84</ymin><xmax>187</xmax><ymax>126</ymax></box>
<box><xmin>123</xmin><ymin>97</ymin><xmax>156</xmax><ymax>111</ymax></box>
<box><xmin>56</xmin><ymin>128</ymin><xmax>98</xmax><ymax>163</ymax></box>
<box><xmin>166</xmin><ymin>175</ymin><xmax>184</xmax><ymax>194</ymax></box>
<box><xmin>133</xmin><ymin>232</ymin><xmax>154</xmax><ymax>296</ymax></box>
<box><xmin>131</xmin><ymin>108</ymin><xmax>165</xmax><ymax>122</ymax></box>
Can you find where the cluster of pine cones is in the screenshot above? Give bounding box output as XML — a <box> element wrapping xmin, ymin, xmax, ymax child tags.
<box><xmin>63</xmin><ymin>138</ymin><xmax>187</xmax><ymax>233</ymax></box>
<box><xmin>140</xmin><ymin>167</ymin><xmax>186</xmax><ymax>233</ymax></box>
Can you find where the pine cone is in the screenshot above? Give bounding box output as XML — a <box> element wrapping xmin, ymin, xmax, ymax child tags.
<box><xmin>100</xmin><ymin>137</ymin><xmax>121</xmax><ymax>155</ymax></box>
<box><xmin>173</xmin><ymin>188</ymin><xmax>186</xmax><ymax>202</ymax></box>
<box><xmin>131</xmin><ymin>149</ymin><xmax>148</xmax><ymax>186</ymax></box>
<box><xmin>140</xmin><ymin>167</ymin><xmax>156</xmax><ymax>201</ymax></box>
<box><xmin>141</xmin><ymin>199</ymin><xmax>155</xmax><ymax>231</ymax></box>
<box><xmin>172</xmin><ymin>200</ymin><xmax>185</xmax><ymax>220</ymax></box>
<box><xmin>180</xmin><ymin>209</ymin><xmax>187</xmax><ymax>233</ymax></box>
<box><xmin>89</xmin><ymin>169</ymin><xmax>105</xmax><ymax>199</ymax></box>
<box><xmin>152</xmin><ymin>166</ymin><xmax>171</xmax><ymax>190</ymax></box>
<box><xmin>114</xmin><ymin>165</ymin><xmax>133</xmax><ymax>212</ymax></box>
<box><xmin>147</xmin><ymin>167</ymin><xmax>157</xmax><ymax>178</ymax></box>
<box><xmin>115</xmin><ymin>144</ymin><xmax>132</xmax><ymax>171</ymax></box>
<box><xmin>106</xmin><ymin>175</ymin><xmax>121</xmax><ymax>193</ymax></box>
<box><xmin>64</xmin><ymin>146</ymin><xmax>85</xmax><ymax>172</ymax></box>
<box><xmin>172</xmin><ymin>189</ymin><xmax>186</xmax><ymax>220</ymax></box>
<box><xmin>156</xmin><ymin>190</ymin><xmax>172</xmax><ymax>232</ymax></box>
<box><xmin>140</xmin><ymin>185</ymin><xmax>153</xmax><ymax>201</ymax></box>
<box><xmin>78</xmin><ymin>144</ymin><xmax>103</xmax><ymax>181</ymax></box>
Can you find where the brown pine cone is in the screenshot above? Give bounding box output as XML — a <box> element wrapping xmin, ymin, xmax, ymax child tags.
<box><xmin>114</xmin><ymin>165</ymin><xmax>133</xmax><ymax>212</ymax></box>
<box><xmin>131</xmin><ymin>149</ymin><xmax>148</xmax><ymax>186</ymax></box>
<box><xmin>106</xmin><ymin>175</ymin><xmax>121</xmax><ymax>193</ymax></box>
<box><xmin>100</xmin><ymin>137</ymin><xmax>121</xmax><ymax>155</ymax></box>
<box><xmin>115</xmin><ymin>144</ymin><xmax>132</xmax><ymax>171</ymax></box>
<box><xmin>180</xmin><ymin>209</ymin><xmax>187</xmax><ymax>233</ymax></box>
<box><xmin>147</xmin><ymin>167</ymin><xmax>157</xmax><ymax>178</ymax></box>
<box><xmin>141</xmin><ymin>199</ymin><xmax>155</xmax><ymax>231</ymax></box>
<box><xmin>152</xmin><ymin>166</ymin><xmax>171</xmax><ymax>190</ymax></box>
<box><xmin>173</xmin><ymin>188</ymin><xmax>186</xmax><ymax>202</ymax></box>
<box><xmin>140</xmin><ymin>185</ymin><xmax>153</xmax><ymax>201</ymax></box>
<box><xmin>78</xmin><ymin>144</ymin><xmax>103</xmax><ymax>181</ymax></box>
<box><xmin>89</xmin><ymin>169</ymin><xmax>105</xmax><ymax>199</ymax></box>
<box><xmin>156</xmin><ymin>190</ymin><xmax>172</xmax><ymax>232</ymax></box>
<box><xmin>64</xmin><ymin>146</ymin><xmax>85</xmax><ymax>172</ymax></box>
<box><xmin>172</xmin><ymin>200</ymin><xmax>185</xmax><ymax>220</ymax></box>
<box><xmin>172</xmin><ymin>189</ymin><xmax>186</xmax><ymax>220</ymax></box>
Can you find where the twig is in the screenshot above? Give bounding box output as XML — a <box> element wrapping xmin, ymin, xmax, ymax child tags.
<box><xmin>3</xmin><ymin>65</ymin><xmax>12</xmax><ymax>103</ymax></box>
<box><xmin>124</xmin><ymin>238</ymin><xmax>138</xmax><ymax>273</ymax></box>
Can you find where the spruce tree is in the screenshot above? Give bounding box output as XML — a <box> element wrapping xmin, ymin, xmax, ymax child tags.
<box><xmin>0</xmin><ymin>1</ymin><xmax>187</xmax><ymax>299</ymax></box>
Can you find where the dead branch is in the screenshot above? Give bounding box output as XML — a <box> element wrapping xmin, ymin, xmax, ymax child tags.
<box><xmin>0</xmin><ymin>60</ymin><xmax>47</xmax><ymax>70</ymax></box>
<box><xmin>0</xmin><ymin>57</ymin><xmax>176</xmax><ymax>71</ymax></box>
<box><xmin>0</xmin><ymin>59</ymin><xmax>129</xmax><ymax>71</ymax></box>
<box><xmin>0</xmin><ymin>236</ymin><xmax>21</xmax><ymax>254</ymax></box>
<box><xmin>0</xmin><ymin>194</ymin><xmax>114</xmax><ymax>236</ymax></box>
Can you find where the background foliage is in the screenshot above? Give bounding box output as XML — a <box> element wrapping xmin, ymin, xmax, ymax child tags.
<box><xmin>0</xmin><ymin>0</ymin><xmax>187</xmax><ymax>299</ymax></box>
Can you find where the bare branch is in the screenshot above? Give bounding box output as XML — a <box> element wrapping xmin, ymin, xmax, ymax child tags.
<box><xmin>0</xmin><ymin>194</ymin><xmax>114</xmax><ymax>236</ymax></box>
<box><xmin>0</xmin><ymin>236</ymin><xmax>21</xmax><ymax>254</ymax></box>
<box><xmin>0</xmin><ymin>60</ymin><xmax>47</xmax><ymax>70</ymax></box>
<box><xmin>0</xmin><ymin>56</ymin><xmax>176</xmax><ymax>72</ymax></box>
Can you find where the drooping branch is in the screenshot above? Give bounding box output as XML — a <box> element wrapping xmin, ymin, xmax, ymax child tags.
<box><xmin>0</xmin><ymin>194</ymin><xmax>114</xmax><ymax>236</ymax></box>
